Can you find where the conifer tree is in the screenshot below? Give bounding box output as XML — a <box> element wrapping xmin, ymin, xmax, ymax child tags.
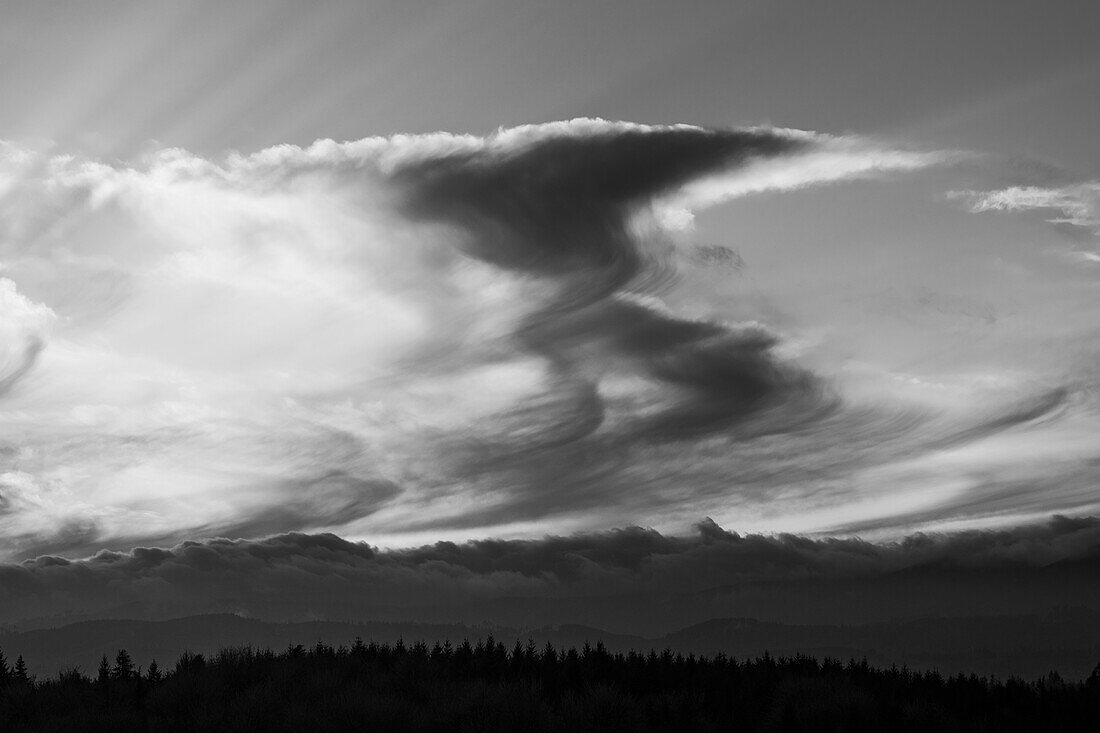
<box><xmin>147</xmin><ymin>659</ymin><xmax>162</xmax><ymax>683</ymax></box>
<box><xmin>114</xmin><ymin>649</ymin><xmax>135</xmax><ymax>680</ymax></box>
<box><xmin>13</xmin><ymin>655</ymin><xmax>30</xmax><ymax>685</ymax></box>
<box><xmin>97</xmin><ymin>655</ymin><xmax>111</xmax><ymax>683</ymax></box>
<box><xmin>1087</xmin><ymin>661</ymin><xmax>1100</xmax><ymax>688</ymax></box>
<box><xmin>0</xmin><ymin>648</ymin><xmax>10</xmax><ymax>686</ymax></box>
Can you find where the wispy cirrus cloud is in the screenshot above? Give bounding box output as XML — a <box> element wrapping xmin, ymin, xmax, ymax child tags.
<box><xmin>657</xmin><ymin>136</ymin><xmax>960</xmax><ymax>230</ymax></box>
<box><xmin>949</xmin><ymin>182</ymin><xmax>1100</xmax><ymax>252</ymax></box>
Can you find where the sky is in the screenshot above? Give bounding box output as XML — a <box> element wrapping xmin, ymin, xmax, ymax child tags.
<box><xmin>1</xmin><ymin>0</ymin><xmax>1100</xmax><ymax>623</ymax></box>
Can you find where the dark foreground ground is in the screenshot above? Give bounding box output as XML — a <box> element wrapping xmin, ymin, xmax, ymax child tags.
<box><xmin>1</xmin><ymin>638</ymin><xmax>1098</xmax><ymax>732</ymax></box>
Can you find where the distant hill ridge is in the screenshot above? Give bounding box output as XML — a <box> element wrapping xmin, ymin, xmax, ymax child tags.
<box><xmin>3</xmin><ymin>608</ymin><xmax>1099</xmax><ymax>682</ymax></box>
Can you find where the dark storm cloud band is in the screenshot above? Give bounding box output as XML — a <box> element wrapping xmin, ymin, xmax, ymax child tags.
<box><xmin>1</xmin><ymin>516</ymin><xmax>1097</xmax><ymax>627</ymax></box>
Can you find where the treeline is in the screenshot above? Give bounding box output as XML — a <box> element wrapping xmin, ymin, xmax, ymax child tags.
<box><xmin>1</xmin><ymin>638</ymin><xmax>1098</xmax><ymax>732</ymax></box>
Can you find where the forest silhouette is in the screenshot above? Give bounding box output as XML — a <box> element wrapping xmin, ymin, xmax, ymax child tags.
<box><xmin>1</xmin><ymin>635</ymin><xmax>1099</xmax><ymax>731</ymax></box>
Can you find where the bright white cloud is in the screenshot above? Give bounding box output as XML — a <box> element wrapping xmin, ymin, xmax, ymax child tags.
<box><xmin>656</xmin><ymin>137</ymin><xmax>959</xmax><ymax>230</ymax></box>
<box><xmin>950</xmin><ymin>182</ymin><xmax>1100</xmax><ymax>234</ymax></box>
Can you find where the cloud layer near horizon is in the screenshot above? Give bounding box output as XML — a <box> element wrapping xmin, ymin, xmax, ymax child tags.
<box><xmin>2</xmin><ymin>516</ymin><xmax>1098</xmax><ymax>630</ymax></box>
<box><xmin>1</xmin><ymin>120</ymin><xmax>1098</xmax><ymax>559</ymax></box>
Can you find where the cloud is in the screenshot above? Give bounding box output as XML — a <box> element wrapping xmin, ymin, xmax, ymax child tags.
<box><xmin>658</xmin><ymin>137</ymin><xmax>959</xmax><ymax>230</ymax></box>
<box><xmin>203</xmin><ymin>473</ymin><xmax>402</xmax><ymax>539</ymax></box>
<box><xmin>1</xmin><ymin>516</ymin><xmax>1097</xmax><ymax>630</ymax></box>
<box><xmin>0</xmin><ymin>337</ymin><xmax>44</xmax><ymax>398</ymax></box>
<box><xmin>3</xmin><ymin>120</ymin><xmax>1086</xmax><ymax>559</ymax></box>
<box><xmin>949</xmin><ymin>182</ymin><xmax>1100</xmax><ymax>254</ymax></box>
<box><xmin>951</xmin><ymin>183</ymin><xmax>1100</xmax><ymax>229</ymax></box>
<box><xmin>0</xmin><ymin>276</ymin><xmax>54</xmax><ymax>397</ymax></box>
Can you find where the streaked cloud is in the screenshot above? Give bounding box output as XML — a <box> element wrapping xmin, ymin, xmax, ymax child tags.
<box><xmin>950</xmin><ymin>181</ymin><xmax>1100</xmax><ymax>239</ymax></box>
<box><xmin>658</xmin><ymin>136</ymin><xmax>960</xmax><ymax>230</ymax></box>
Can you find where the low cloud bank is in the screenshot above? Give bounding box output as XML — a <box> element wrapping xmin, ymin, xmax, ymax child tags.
<box><xmin>2</xmin><ymin>516</ymin><xmax>1097</xmax><ymax>629</ymax></box>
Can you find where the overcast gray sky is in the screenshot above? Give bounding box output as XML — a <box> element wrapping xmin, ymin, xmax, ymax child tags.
<box><xmin>1</xmin><ymin>0</ymin><xmax>1099</xmax><ymax>563</ymax></box>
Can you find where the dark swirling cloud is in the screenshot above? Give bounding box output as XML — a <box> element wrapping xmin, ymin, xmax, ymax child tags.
<box><xmin>2</xmin><ymin>516</ymin><xmax>1098</xmax><ymax>631</ymax></box>
<box><xmin>396</xmin><ymin>125</ymin><xmax>804</xmax><ymax>277</ymax></box>
<box><xmin>394</xmin><ymin>124</ymin><xmax>817</xmax><ymax>441</ymax></box>
<box><xmin>380</xmin><ymin>124</ymin><xmax>832</xmax><ymax>527</ymax></box>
